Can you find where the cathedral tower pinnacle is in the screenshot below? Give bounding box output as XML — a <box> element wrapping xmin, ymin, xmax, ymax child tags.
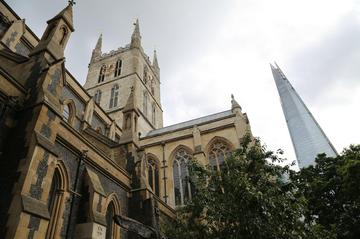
<box><xmin>84</xmin><ymin>19</ymin><xmax>163</xmax><ymax>136</ymax></box>
<box><xmin>152</xmin><ymin>49</ymin><xmax>160</xmax><ymax>77</ymax></box>
<box><xmin>29</xmin><ymin>3</ymin><xmax>74</xmax><ymax>61</ymax></box>
<box><xmin>91</xmin><ymin>33</ymin><xmax>102</xmax><ymax>62</ymax></box>
<box><xmin>130</xmin><ymin>19</ymin><xmax>142</xmax><ymax>49</ymax></box>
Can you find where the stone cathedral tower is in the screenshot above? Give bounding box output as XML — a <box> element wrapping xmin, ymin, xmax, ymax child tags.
<box><xmin>84</xmin><ymin>20</ymin><xmax>163</xmax><ymax>137</ymax></box>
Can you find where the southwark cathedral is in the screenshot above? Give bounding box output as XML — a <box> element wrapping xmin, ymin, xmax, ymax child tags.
<box><xmin>0</xmin><ymin>2</ymin><xmax>252</xmax><ymax>238</ymax></box>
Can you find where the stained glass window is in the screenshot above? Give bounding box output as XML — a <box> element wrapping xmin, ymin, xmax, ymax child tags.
<box><xmin>173</xmin><ymin>148</ymin><xmax>193</xmax><ymax>206</ymax></box>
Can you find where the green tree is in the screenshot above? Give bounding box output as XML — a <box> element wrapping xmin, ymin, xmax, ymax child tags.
<box><xmin>165</xmin><ymin>136</ymin><xmax>330</xmax><ymax>239</ymax></box>
<box><xmin>291</xmin><ymin>145</ymin><xmax>360</xmax><ymax>239</ymax></box>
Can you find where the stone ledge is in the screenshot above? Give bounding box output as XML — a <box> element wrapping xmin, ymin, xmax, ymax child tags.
<box><xmin>21</xmin><ymin>194</ymin><xmax>50</xmax><ymax>219</ymax></box>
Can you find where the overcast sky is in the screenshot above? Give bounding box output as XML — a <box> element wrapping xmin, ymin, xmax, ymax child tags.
<box><xmin>9</xmin><ymin>0</ymin><xmax>360</xmax><ymax>166</ymax></box>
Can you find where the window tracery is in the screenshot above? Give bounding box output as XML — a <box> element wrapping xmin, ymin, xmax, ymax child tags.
<box><xmin>208</xmin><ymin>140</ymin><xmax>232</xmax><ymax>171</ymax></box>
<box><xmin>173</xmin><ymin>148</ymin><xmax>193</xmax><ymax>206</ymax></box>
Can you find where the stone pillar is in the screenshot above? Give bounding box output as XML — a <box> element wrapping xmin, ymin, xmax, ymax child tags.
<box><xmin>192</xmin><ymin>125</ymin><xmax>207</xmax><ymax>165</ymax></box>
<box><xmin>4</xmin><ymin>59</ymin><xmax>66</xmax><ymax>239</ymax></box>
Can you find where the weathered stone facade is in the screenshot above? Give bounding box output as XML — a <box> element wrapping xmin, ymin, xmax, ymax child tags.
<box><xmin>0</xmin><ymin>2</ymin><xmax>252</xmax><ymax>239</ymax></box>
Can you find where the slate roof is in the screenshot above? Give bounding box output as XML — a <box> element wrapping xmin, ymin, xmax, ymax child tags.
<box><xmin>146</xmin><ymin>110</ymin><xmax>234</xmax><ymax>137</ymax></box>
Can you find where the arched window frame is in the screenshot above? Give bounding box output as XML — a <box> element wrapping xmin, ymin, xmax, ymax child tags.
<box><xmin>207</xmin><ymin>138</ymin><xmax>233</xmax><ymax>171</ymax></box>
<box><xmin>172</xmin><ymin>147</ymin><xmax>193</xmax><ymax>206</ymax></box>
<box><xmin>46</xmin><ymin>162</ymin><xmax>69</xmax><ymax>238</ymax></box>
<box><xmin>114</xmin><ymin>59</ymin><xmax>122</xmax><ymax>77</ymax></box>
<box><xmin>147</xmin><ymin>155</ymin><xmax>160</xmax><ymax>197</ymax></box>
<box><xmin>109</xmin><ymin>84</ymin><xmax>119</xmax><ymax>108</ymax></box>
<box><xmin>59</xmin><ymin>25</ymin><xmax>68</xmax><ymax>46</ymax></box>
<box><xmin>62</xmin><ymin>100</ymin><xmax>76</xmax><ymax>126</ymax></box>
<box><xmin>143</xmin><ymin>92</ymin><xmax>148</xmax><ymax>116</ymax></box>
<box><xmin>94</xmin><ymin>90</ymin><xmax>102</xmax><ymax>105</ymax></box>
<box><xmin>104</xmin><ymin>194</ymin><xmax>121</xmax><ymax>239</ymax></box>
<box><xmin>98</xmin><ymin>65</ymin><xmax>106</xmax><ymax>83</ymax></box>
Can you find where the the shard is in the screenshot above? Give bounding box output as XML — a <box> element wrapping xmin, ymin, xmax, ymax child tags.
<box><xmin>270</xmin><ymin>63</ymin><xmax>337</xmax><ymax>168</ymax></box>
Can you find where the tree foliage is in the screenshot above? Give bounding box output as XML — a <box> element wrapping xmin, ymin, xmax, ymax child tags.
<box><xmin>165</xmin><ymin>136</ymin><xmax>334</xmax><ymax>239</ymax></box>
<box><xmin>164</xmin><ymin>135</ymin><xmax>360</xmax><ymax>239</ymax></box>
<box><xmin>291</xmin><ymin>145</ymin><xmax>360</xmax><ymax>239</ymax></box>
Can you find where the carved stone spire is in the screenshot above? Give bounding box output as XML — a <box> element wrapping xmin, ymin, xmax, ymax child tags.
<box><xmin>130</xmin><ymin>19</ymin><xmax>142</xmax><ymax>49</ymax></box>
<box><xmin>152</xmin><ymin>49</ymin><xmax>160</xmax><ymax>78</ymax></box>
<box><xmin>29</xmin><ymin>4</ymin><xmax>74</xmax><ymax>61</ymax></box>
<box><xmin>95</xmin><ymin>33</ymin><xmax>102</xmax><ymax>51</ymax></box>
<box><xmin>152</xmin><ymin>50</ymin><xmax>159</xmax><ymax>68</ymax></box>
<box><xmin>91</xmin><ymin>33</ymin><xmax>102</xmax><ymax>61</ymax></box>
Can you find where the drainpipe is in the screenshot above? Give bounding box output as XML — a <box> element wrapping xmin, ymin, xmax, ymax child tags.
<box><xmin>66</xmin><ymin>149</ymin><xmax>87</xmax><ymax>238</ymax></box>
<box><xmin>161</xmin><ymin>142</ymin><xmax>167</xmax><ymax>203</ymax></box>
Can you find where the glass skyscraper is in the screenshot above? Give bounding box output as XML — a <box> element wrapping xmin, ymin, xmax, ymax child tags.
<box><xmin>271</xmin><ymin>63</ymin><xmax>337</xmax><ymax>168</ymax></box>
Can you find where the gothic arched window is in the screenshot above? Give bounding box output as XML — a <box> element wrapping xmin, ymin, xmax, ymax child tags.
<box><xmin>208</xmin><ymin>140</ymin><xmax>232</xmax><ymax>171</ymax></box>
<box><xmin>62</xmin><ymin>100</ymin><xmax>75</xmax><ymax>126</ymax></box>
<box><xmin>48</xmin><ymin>169</ymin><xmax>60</xmax><ymax>221</ymax></box>
<box><xmin>151</xmin><ymin>103</ymin><xmax>156</xmax><ymax>125</ymax></box>
<box><xmin>173</xmin><ymin>148</ymin><xmax>193</xmax><ymax>206</ymax></box>
<box><xmin>105</xmin><ymin>202</ymin><xmax>115</xmax><ymax>239</ymax></box>
<box><xmin>143</xmin><ymin>92</ymin><xmax>148</xmax><ymax>116</ymax></box>
<box><xmin>59</xmin><ymin>25</ymin><xmax>68</xmax><ymax>46</ymax></box>
<box><xmin>147</xmin><ymin>157</ymin><xmax>160</xmax><ymax>197</ymax></box>
<box><xmin>94</xmin><ymin>90</ymin><xmax>102</xmax><ymax>105</ymax></box>
<box><xmin>46</xmin><ymin>165</ymin><xmax>68</xmax><ymax>238</ymax></box>
<box><xmin>109</xmin><ymin>84</ymin><xmax>119</xmax><ymax>108</ymax></box>
<box><xmin>98</xmin><ymin>65</ymin><xmax>106</xmax><ymax>83</ymax></box>
<box><xmin>114</xmin><ymin>59</ymin><xmax>122</xmax><ymax>77</ymax></box>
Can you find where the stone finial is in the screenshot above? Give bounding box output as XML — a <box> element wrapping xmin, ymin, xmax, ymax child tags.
<box><xmin>91</xmin><ymin>34</ymin><xmax>102</xmax><ymax>61</ymax></box>
<box><xmin>231</xmin><ymin>94</ymin><xmax>242</xmax><ymax>114</ymax></box>
<box><xmin>68</xmin><ymin>0</ymin><xmax>76</xmax><ymax>6</ymax></box>
<box><xmin>153</xmin><ymin>49</ymin><xmax>159</xmax><ymax>69</ymax></box>
<box><xmin>91</xmin><ymin>34</ymin><xmax>102</xmax><ymax>62</ymax></box>
<box><xmin>95</xmin><ymin>33</ymin><xmax>102</xmax><ymax>51</ymax></box>
<box><xmin>48</xmin><ymin>3</ymin><xmax>74</xmax><ymax>32</ymax></box>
